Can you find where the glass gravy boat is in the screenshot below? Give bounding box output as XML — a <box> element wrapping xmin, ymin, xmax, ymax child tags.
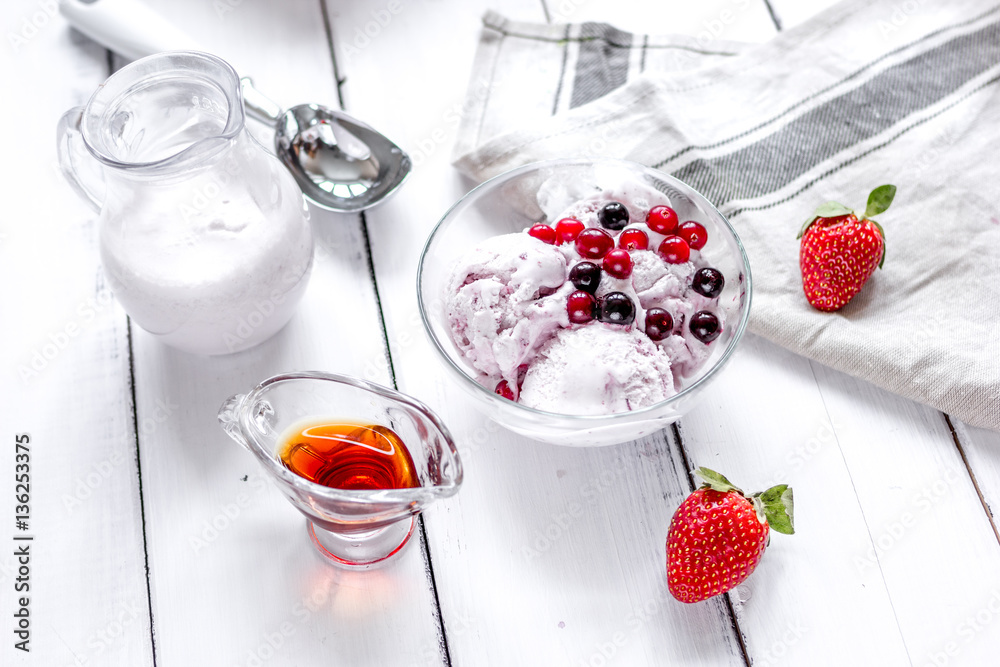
<box><xmin>218</xmin><ymin>372</ymin><xmax>463</xmax><ymax>568</ymax></box>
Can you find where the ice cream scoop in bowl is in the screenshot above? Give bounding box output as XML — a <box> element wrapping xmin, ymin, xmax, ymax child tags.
<box><xmin>417</xmin><ymin>158</ymin><xmax>752</xmax><ymax>447</ymax></box>
<box><xmin>218</xmin><ymin>372</ymin><xmax>462</xmax><ymax>568</ymax></box>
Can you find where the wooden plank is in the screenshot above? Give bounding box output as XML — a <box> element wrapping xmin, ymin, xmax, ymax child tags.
<box><xmin>951</xmin><ymin>419</ymin><xmax>1000</xmax><ymax>539</ymax></box>
<box><xmin>952</xmin><ymin>417</ymin><xmax>1000</xmax><ymax>665</ymax></box>
<box><xmin>676</xmin><ymin>336</ymin><xmax>910</xmax><ymax>666</ymax></box>
<box><xmin>679</xmin><ymin>333</ymin><xmax>1000</xmax><ymax>665</ymax></box>
<box><xmin>93</xmin><ymin>0</ymin><xmax>447</xmax><ymax>664</ymax></box>
<box><xmin>328</xmin><ymin>0</ymin><xmax>778</xmax><ymax>664</ymax></box>
<box><xmin>808</xmin><ymin>365</ymin><xmax>1000</xmax><ymax>665</ymax></box>
<box><xmin>427</xmin><ymin>426</ymin><xmax>748</xmax><ymax>665</ymax></box>
<box><xmin>0</xmin><ymin>4</ymin><xmax>154</xmax><ymax>665</ymax></box>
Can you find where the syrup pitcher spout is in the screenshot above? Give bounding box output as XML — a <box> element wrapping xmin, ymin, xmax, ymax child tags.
<box><xmin>217</xmin><ymin>393</ymin><xmax>251</xmax><ymax>450</ymax></box>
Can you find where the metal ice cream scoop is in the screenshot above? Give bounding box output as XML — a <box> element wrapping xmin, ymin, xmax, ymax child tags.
<box><xmin>60</xmin><ymin>0</ymin><xmax>411</xmax><ymax>212</ymax></box>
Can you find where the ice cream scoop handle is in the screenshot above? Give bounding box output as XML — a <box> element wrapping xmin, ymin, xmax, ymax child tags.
<box><xmin>59</xmin><ymin>0</ymin><xmax>202</xmax><ymax>61</ymax></box>
<box><xmin>59</xmin><ymin>0</ymin><xmax>279</xmax><ymax>117</ymax></box>
<box><xmin>241</xmin><ymin>78</ymin><xmax>284</xmax><ymax>125</ymax></box>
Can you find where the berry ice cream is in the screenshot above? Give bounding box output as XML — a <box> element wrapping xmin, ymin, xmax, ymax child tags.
<box><xmin>518</xmin><ymin>326</ymin><xmax>674</xmax><ymax>414</ymax></box>
<box><xmin>446</xmin><ymin>232</ymin><xmax>573</xmax><ymax>384</ymax></box>
<box><xmin>444</xmin><ymin>178</ymin><xmax>728</xmax><ymax>416</ymax></box>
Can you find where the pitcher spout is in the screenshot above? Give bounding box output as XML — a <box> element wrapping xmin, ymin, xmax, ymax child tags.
<box><xmin>217</xmin><ymin>393</ymin><xmax>250</xmax><ymax>450</ymax></box>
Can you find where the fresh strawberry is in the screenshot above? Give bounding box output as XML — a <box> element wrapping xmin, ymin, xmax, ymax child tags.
<box><xmin>798</xmin><ymin>184</ymin><xmax>896</xmax><ymax>312</ymax></box>
<box><xmin>666</xmin><ymin>467</ymin><xmax>793</xmax><ymax>604</ymax></box>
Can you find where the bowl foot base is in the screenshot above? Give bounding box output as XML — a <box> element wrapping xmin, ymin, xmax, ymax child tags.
<box><xmin>308</xmin><ymin>517</ymin><xmax>416</xmax><ymax>569</ymax></box>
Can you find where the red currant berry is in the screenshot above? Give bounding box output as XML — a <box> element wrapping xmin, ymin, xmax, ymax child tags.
<box><xmin>575</xmin><ymin>228</ymin><xmax>614</xmax><ymax>259</ymax></box>
<box><xmin>618</xmin><ymin>228</ymin><xmax>649</xmax><ymax>251</ymax></box>
<box><xmin>657</xmin><ymin>235</ymin><xmax>691</xmax><ymax>264</ymax></box>
<box><xmin>644</xmin><ymin>308</ymin><xmax>674</xmax><ymax>341</ymax></box>
<box><xmin>647</xmin><ymin>206</ymin><xmax>679</xmax><ymax>235</ymax></box>
<box><xmin>555</xmin><ymin>217</ymin><xmax>585</xmax><ymax>244</ymax></box>
<box><xmin>567</xmin><ymin>290</ymin><xmax>596</xmax><ymax>324</ymax></box>
<box><xmin>678</xmin><ymin>221</ymin><xmax>708</xmax><ymax>250</ymax></box>
<box><xmin>602</xmin><ymin>248</ymin><xmax>634</xmax><ymax>279</ymax></box>
<box><xmin>495</xmin><ymin>380</ymin><xmax>516</xmax><ymax>400</ymax></box>
<box><xmin>527</xmin><ymin>223</ymin><xmax>557</xmax><ymax>245</ymax></box>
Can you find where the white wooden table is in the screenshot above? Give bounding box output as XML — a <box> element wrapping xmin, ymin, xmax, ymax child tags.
<box><xmin>4</xmin><ymin>0</ymin><xmax>1000</xmax><ymax>665</ymax></box>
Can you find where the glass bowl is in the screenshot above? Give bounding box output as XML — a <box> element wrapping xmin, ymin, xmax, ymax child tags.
<box><xmin>417</xmin><ymin>158</ymin><xmax>751</xmax><ymax>447</ymax></box>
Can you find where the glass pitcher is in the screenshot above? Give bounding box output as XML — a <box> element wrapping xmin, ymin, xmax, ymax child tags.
<box><xmin>57</xmin><ymin>51</ymin><xmax>314</xmax><ymax>355</ymax></box>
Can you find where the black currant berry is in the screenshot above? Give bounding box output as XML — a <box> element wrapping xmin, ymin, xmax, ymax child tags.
<box><xmin>569</xmin><ymin>261</ymin><xmax>601</xmax><ymax>294</ymax></box>
<box><xmin>690</xmin><ymin>311</ymin><xmax>721</xmax><ymax>343</ymax></box>
<box><xmin>598</xmin><ymin>292</ymin><xmax>635</xmax><ymax>325</ymax></box>
<box><xmin>598</xmin><ymin>202</ymin><xmax>629</xmax><ymax>231</ymax></box>
<box><xmin>691</xmin><ymin>267</ymin><xmax>725</xmax><ymax>299</ymax></box>
<box><xmin>644</xmin><ymin>308</ymin><xmax>674</xmax><ymax>341</ymax></box>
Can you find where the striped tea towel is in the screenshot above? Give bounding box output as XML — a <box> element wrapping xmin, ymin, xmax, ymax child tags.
<box><xmin>451</xmin><ymin>0</ymin><xmax>1000</xmax><ymax>431</ymax></box>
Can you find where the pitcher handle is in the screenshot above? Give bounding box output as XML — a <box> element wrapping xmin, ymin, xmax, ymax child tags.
<box><xmin>56</xmin><ymin>107</ymin><xmax>104</xmax><ymax>213</ymax></box>
<box><xmin>59</xmin><ymin>0</ymin><xmax>202</xmax><ymax>62</ymax></box>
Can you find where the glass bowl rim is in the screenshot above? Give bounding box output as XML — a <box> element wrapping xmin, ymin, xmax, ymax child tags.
<box><xmin>235</xmin><ymin>370</ymin><xmax>463</xmax><ymax>503</ymax></box>
<box><xmin>416</xmin><ymin>157</ymin><xmax>753</xmax><ymax>424</ymax></box>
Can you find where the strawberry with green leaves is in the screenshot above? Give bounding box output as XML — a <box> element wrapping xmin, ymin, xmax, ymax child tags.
<box><xmin>666</xmin><ymin>467</ymin><xmax>794</xmax><ymax>604</ymax></box>
<box><xmin>798</xmin><ymin>184</ymin><xmax>896</xmax><ymax>312</ymax></box>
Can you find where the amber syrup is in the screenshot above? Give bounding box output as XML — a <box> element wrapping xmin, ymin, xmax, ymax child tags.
<box><xmin>277</xmin><ymin>421</ymin><xmax>420</xmax><ymax>491</ymax></box>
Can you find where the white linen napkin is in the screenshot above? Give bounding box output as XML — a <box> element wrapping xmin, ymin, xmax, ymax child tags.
<box><xmin>451</xmin><ymin>0</ymin><xmax>1000</xmax><ymax>431</ymax></box>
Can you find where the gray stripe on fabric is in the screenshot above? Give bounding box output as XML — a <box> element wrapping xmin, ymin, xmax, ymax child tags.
<box><xmin>570</xmin><ymin>23</ymin><xmax>633</xmax><ymax>109</ymax></box>
<box><xmin>672</xmin><ymin>19</ymin><xmax>1000</xmax><ymax>206</ymax></box>
<box><xmin>653</xmin><ymin>4</ymin><xmax>1000</xmax><ymax>170</ymax></box>
<box><xmin>553</xmin><ymin>24</ymin><xmax>572</xmax><ymax>116</ymax></box>
<box><xmin>725</xmin><ymin>71</ymin><xmax>1000</xmax><ymax>220</ymax></box>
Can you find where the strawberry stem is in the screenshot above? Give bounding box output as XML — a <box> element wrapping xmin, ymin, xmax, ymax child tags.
<box><xmin>796</xmin><ymin>201</ymin><xmax>853</xmax><ymax>239</ymax></box>
<box><xmin>695</xmin><ymin>468</ymin><xmax>795</xmax><ymax>535</ymax></box>
<box><xmin>864</xmin><ymin>184</ymin><xmax>896</xmax><ymax>219</ymax></box>
<box><xmin>752</xmin><ymin>485</ymin><xmax>795</xmax><ymax>535</ymax></box>
<box><xmin>694</xmin><ymin>467</ymin><xmax>741</xmax><ymax>494</ymax></box>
